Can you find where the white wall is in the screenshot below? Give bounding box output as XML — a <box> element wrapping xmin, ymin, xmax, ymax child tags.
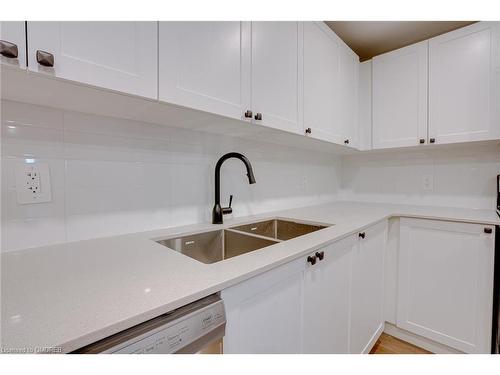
<box><xmin>341</xmin><ymin>145</ymin><xmax>500</xmax><ymax>209</ymax></box>
<box><xmin>1</xmin><ymin>100</ymin><xmax>341</xmax><ymax>252</ymax></box>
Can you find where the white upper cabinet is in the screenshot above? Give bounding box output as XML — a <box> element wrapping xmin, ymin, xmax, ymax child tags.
<box><xmin>350</xmin><ymin>221</ymin><xmax>386</xmax><ymax>353</ymax></box>
<box><xmin>250</xmin><ymin>22</ymin><xmax>302</xmax><ymax>134</ymax></box>
<box><xmin>429</xmin><ymin>22</ymin><xmax>500</xmax><ymax>144</ymax></box>
<box><xmin>339</xmin><ymin>46</ymin><xmax>359</xmax><ymax>147</ymax></box>
<box><xmin>358</xmin><ymin>61</ymin><xmax>372</xmax><ymax>150</ymax></box>
<box><xmin>372</xmin><ymin>41</ymin><xmax>428</xmax><ymax>149</ymax></box>
<box><xmin>26</xmin><ymin>22</ymin><xmax>158</xmax><ymax>99</ymax></box>
<box><xmin>0</xmin><ymin>21</ymin><xmax>26</xmax><ymax>69</ymax></box>
<box><xmin>303</xmin><ymin>22</ymin><xmax>342</xmax><ymax>143</ymax></box>
<box><xmin>159</xmin><ymin>22</ymin><xmax>251</xmax><ymax>121</ymax></box>
<box><xmin>302</xmin><ymin>236</ymin><xmax>355</xmax><ymax>353</ymax></box>
<box><xmin>397</xmin><ymin>218</ymin><xmax>495</xmax><ymax>353</ymax></box>
<box><xmin>303</xmin><ymin>22</ymin><xmax>359</xmax><ymax>146</ymax></box>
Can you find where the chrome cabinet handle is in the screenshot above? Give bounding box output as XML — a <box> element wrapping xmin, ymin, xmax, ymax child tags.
<box><xmin>484</xmin><ymin>228</ymin><xmax>493</xmax><ymax>234</ymax></box>
<box><xmin>36</xmin><ymin>50</ymin><xmax>54</xmax><ymax>67</ymax></box>
<box><xmin>0</xmin><ymin>40</ymin><xmax>18</xmax><ymax>59</ymax></box>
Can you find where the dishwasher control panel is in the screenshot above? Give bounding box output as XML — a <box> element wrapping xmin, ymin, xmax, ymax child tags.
<box><xmin>113</xmin><ymin>299</ymin><xmax>225</xmax><ymax>354</ymax></box>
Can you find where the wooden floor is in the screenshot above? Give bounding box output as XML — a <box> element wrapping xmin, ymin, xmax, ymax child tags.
<box><xmin>370</xmin><ymin>333</ymin><xmax>432</xmax><ymax>354</ymax></box>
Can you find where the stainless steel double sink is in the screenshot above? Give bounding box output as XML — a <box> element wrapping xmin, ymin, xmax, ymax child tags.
<box><xmin>155</xmin><ymin>218</ymin><xmax>331</xmax><ymax>264</ymax></box>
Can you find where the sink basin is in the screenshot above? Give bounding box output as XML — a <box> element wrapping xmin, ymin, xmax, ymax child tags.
<box><xmin>156</xmin><ymin>229</ymin><xmax>278</xmax><ymax>264</ymax></box>
<box><xmin>155</xmin><ymin>218</ymin><xmax>330</xmax><ymax>264</ymax></box>
<box><xmin>230</xmin><ymin>218</ymin><xmax>329</xmax><ymax>241</ymax></box>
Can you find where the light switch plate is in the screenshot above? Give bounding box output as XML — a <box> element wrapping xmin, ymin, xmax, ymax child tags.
<box><xmin>15</xmin><ymin>162</ymin><xmax>52</xmax><ymax>204</ymax></box>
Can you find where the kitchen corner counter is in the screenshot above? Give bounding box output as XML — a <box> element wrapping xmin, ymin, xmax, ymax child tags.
<box><xmin>1</xmin><ymin>201</ymin><xmax>499</xmax><ymax>353</ymax></box>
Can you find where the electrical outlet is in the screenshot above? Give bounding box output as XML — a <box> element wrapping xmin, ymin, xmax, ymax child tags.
<box><xmin>422</xmin><ymin>174</ymin><xmax>434</xmax><ymax>192</ymax></box>
<box><xmin>15</xmin><ymin>162</ymin><xmax>52</xmax><ymax>204</ymax></box>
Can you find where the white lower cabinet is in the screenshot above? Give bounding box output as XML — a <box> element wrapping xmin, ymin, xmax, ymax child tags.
<box><xmin>221</xmin><ymin>257</ymin><xmax>304</xmax><ymax>353</ymax></box>
<box><xmin>222</xmin><ymin>221</ymin><xmax>387</xmax><ymax>354</ymax></box>
<box><xmin>302</xmin><ymin>236</ymin><xmax>356</xmax><ymax>353</ymax></box>
<box><xmin>349</xmin><ymin>221</ymin><xmax>387</xmax><ymax>353</ymax></box>
<box><xmin>397</xmin><ymin>218</ymin><xmax>496</xmax><ymax>353</ymax></box>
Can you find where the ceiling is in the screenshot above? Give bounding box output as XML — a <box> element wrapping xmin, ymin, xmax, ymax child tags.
<box><xmin>325</xmin><ymin>21</ymin><xmax>476</xmax><ymax>61</ymax></box>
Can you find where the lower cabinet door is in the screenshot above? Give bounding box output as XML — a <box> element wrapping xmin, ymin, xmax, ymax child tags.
<box><xmin>350</xmin><ymin>221</ymin><xmax>387</xmax><ymax>353</ymax></box>
<box><xmin>221</xmin><ymin>258</ymin><xmax>304</xmax><ymax>353</ymax></box>
<box><xmin>302</xmin><ymin>236</ymin><xmax>356</xmax><ymax>353</ymax></box>
<box><xmin>397</xmin><ymin>218</ymin><xmax>495</xmax><ymax>353</ymax></box>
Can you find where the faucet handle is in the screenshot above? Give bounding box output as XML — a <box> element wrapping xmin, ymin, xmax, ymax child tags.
<box><xmin>222</xmin><ymin>195</ymin><xmax>233</xmax><ymax>215</ymax></box>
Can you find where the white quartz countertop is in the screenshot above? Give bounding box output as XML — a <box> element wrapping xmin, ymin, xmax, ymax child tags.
<box><xmin>2</xmin><ymin>201</ymin><xmax>499</xmax><ymax>353</ymax></box>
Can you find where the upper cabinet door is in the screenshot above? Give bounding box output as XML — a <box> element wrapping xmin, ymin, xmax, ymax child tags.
<box><xmin>397</xmin><ymin>218</ymin><xmax>495</xmax><ymax>353</ymax></box>
<box><xmin>339</xmin><ymin>46</ymin><xmax>359</xmax><ymax>147</ymax></box>
<box><xmin>159</xmin><ymin>22</ymin><xmax>251</xmax><ymax>121</ymax></box>
<box><xmin>27</xmin><ymin>22</ymin><xmax>158</xmax><ymax>99</ymax></box>
<box><xmin>0</xmin><ymin>21</ymin><xmax>26</xmax><ymax>69</ymax></box>
<box><xmin>303</xmin><ymin>22</ymin><xmax>342</xmax><ymax>143</ymax></box>
<box><xmin>429</xmin><ymin>22</ymin><xmax>500</xmax><ymax>144</ymax></box>
<box><xmin>372</xmin><ymin>41</ymin><xmax>428</xmax><ymax>149</ymax></box>
<box><xmin>251</xmin><ymin>22</ymin><xmax>302</xmax><ymax>134</ymax></box>
<box><xmin>358</xmin><ymin>61</ymin><xmax>373</xmax><ymax>151</ymax></box>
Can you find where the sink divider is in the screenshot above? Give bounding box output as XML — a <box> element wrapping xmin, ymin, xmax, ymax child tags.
<box><xmin>224</xmin><ymin>228</ymin><xmax>284</xmax><ymax>243</ymax></box>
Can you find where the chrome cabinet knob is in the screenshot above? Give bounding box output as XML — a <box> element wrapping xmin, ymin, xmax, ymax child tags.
<box><xmin>0</xmin><ymin>40</ymin><xmax>18</xmax><ymax>59</ymax></box>
<box><xmin>344</xmin><ymin>139</ymin><xmax>350</xmax><ymax>145</ymax></box>
<box><xmin>36</xmin><ymin>50</ymin><xmax>54</xmax><ymax>67</ymax></box>
<box><xmin>254</xmin><ymin>113</ymin><xmax>262</xmax><ymax>121</ymax></box>
<box><xmin>244</xmin><ymin>110</ymin><xmax>253</xmax><ymax>118</ymax></box>
<box><xmin>429</xmin><ymin>138</ymin><xmax>436</xmax><ymax>144</ymax></box>
<box><xmin>305</xmin><ymin>128</ymin><xmax>312</xmax><ymax>134</ymax></box>
<box><xmin>419</xmin><ymin>138</ymin><xmax>425</xmax><ymax>144</ymax></box>
<box><xmin>315</xmin><ymin>251</ymin><xmax>325</xmax><ymax>261</ymax></box>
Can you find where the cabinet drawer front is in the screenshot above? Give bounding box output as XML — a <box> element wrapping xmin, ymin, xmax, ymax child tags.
<box><xmin>27</xmin><ymin>22</ymin><xmax>158</xmax><ymax>99</ymax></box>
<box><xmin>397</xmin><ymin>218</ymin><xmax>495</xmax><ymax>353</ymax></box>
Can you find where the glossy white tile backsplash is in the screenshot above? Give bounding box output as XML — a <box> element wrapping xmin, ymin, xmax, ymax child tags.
<box><xmin>3</xmin><ymin>99</ymin><xmax>499</xmax><ymax>252</ymax></box>
<box><xmin>341</xmin><ymin>145</ymin><xmax>500</xmax><ymax>209</ymax></box>
<box><xmin>1</xmin><ymin>100</ymin><xmax>340</xmax><ymax>251</ymax></box>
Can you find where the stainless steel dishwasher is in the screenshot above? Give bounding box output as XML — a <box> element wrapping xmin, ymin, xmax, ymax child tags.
<box><xmin>74</xmin><ymin>294</ymin><xmax>225</xmax><ymax>354</ymax></box>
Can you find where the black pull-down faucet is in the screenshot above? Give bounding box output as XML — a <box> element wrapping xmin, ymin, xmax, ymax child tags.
<box><xmin>212</xmin><ymin>152</ymin><xmax>256</xmax><ymax>224</ymax></box>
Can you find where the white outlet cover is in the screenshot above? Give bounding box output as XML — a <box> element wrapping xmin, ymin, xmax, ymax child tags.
<box><xmin>15</xmin><ymin>162</ymin><xmax>52</xmax><ymax>204</ymax></box>
<box><xmin>422</xmin><ymin>174</ymin><xmax>434</xmax><ymax>192</ymax></box>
